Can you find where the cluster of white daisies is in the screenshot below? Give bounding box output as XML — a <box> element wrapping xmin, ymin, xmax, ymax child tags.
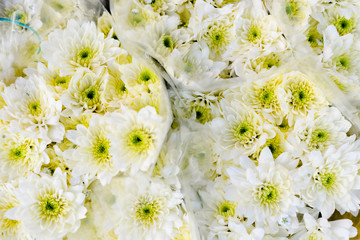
<box><xmin>0</xmin><ymin>0</ymin><xmax>360</xmax><ymax>239</ymax></box>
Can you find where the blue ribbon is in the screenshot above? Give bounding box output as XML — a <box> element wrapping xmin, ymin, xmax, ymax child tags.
<box><xmin>0</xmin><ymin>17</ymin><xmax>41</xmax><ymax>54</ymax></box>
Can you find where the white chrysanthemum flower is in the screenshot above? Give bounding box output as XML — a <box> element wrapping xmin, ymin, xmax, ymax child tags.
<box><xmin>64</xmin><ymin>114</ymin><xmax>118</xmax><ymax>185</ymax></box>
<box><xmin>299</xmin><ymin>142</ymin><xmax>360</xmax><ymax>218</ymax></box>
<box><xmin>111</xmin><ymin>0</ymin><xmax>156</xmax><ymax>31</ymax></box>
<box><xmin>269</xmin><ymin>0</ymin><xmax>313</xmax><ymax>32</ymax></box>
<box><xmin>240</xmin><ymin>49</ymin><xmax>292</xmax><ymax>76</ymax></box>
<box><xmin>225</xmin><ymin>0</ymin><xmax>287</xmax><ymax>61</ymax></box>
<box><xmin>0</xmin><ymin>27</ymin><xmax>39</xmax><ymax>85</ymax></box>
<box><xmin>103</xmin><ymin>62</ymin><xmax>129</xmax><ymax>109</ymax></box>
<box><xmin>281</xmin><ymin>71</ymin><xmax>327</xmax><ymax>126</ymax></box>
<box><xmin>0</xmin><ymin>127</ymin><xmax>49</xmax><ymax>181</ymax></box>
<box><xmin>322</xmin><ymin>27</ymin><xmax>360</xmax><ymax>80</ymax></box>
<box><xmin>189</xmin><ymin>0</ymin><xmax>236</xmax><ymax>59</ymax></box>
<box><xmin>288</xmin><ymin>107</ymin><xmax>352</xmax><ymax>155</ymax></box>
<box><xmin>305</xmin><ymin>17</ymin><xmax>324</xmax><ymax>51</ymax></box>
<box><xmin>0</xmin><ymin>0</ymin><xmax>43</xmax><ymax>30</ymax></box>
<box><xmin>197</xmin><ymin>180</ymin><xmax>252</xmax><ymax>239</ymax></box>
<box><xmin>211</xmin><ymin>100</ymin><xmax>275</xmax><ymax>160</ymax></box>
<box><xmin>244</xmin><ymin>75</ymin><xmax>288</xmax><ymax>124</ymax></box>
<box><xmin>315</xmin><ymin>5</ymin><xmax>360</xmax><ymax>38</ymax></box>
<box><xmin>0</xmin><ymin>183</ymin><xmax>31</xmax><ymax>240</ymax></box>
<box><xmin>5</xmin><ymin>169</ymin><xmax>87</xmax><ymax>240</ymax></box>
<box><xmin>26</xmin><ymin>63</ymin><xmax>72</xmax><ymax>99</ymax></box>
<box><xmin>118</xmin><ymin>61</ymin><xmax>164</xmax><ymax>114</ymax></box>
<box><xmin>170</xmin><ymin>89</ymin><xmax>222</xmax><ymax>125</ymax></box>
<box><xmin>112</xmin><ymin>174</ymin><xmax>183</xmax><ymax>240</ymax></box>
<box><xmin>142</xmin><ymin>15</ymin><xmax>189</xmax><ymax>61</ymax></box>
<box><xmin>225</xmin><ymin>148</ymin><xmax>302</xmax><ymax>233</ymax></box>
<box><xmin>0</xmin><ymin>76</ymin><xmax>64</xmax><ymax>143</ymax></box>
<box><xmin>290</xmin><ymin>213</ymin><xmax>357</xmax><ymax>240</ymax></box>
<box><xmin>166</xmin><ymin>43</ymin><xmax>226</xmax><ymax>90</ymax></box>
<box><xmin>42</xmin><ymin>19</ymin><xmax>121</xmax><ymax>76</ymax></box>
<box><xmin>108</xmin><ymin>106</ymin><xmax>165</xmax><ymax>174</ymax></box>
<box><xmin>61</xmin><ymin>68</ymin><xmax>107</xmax><ymax>115</ymax></box>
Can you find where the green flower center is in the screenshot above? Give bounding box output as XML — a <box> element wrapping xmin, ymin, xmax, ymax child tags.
<box><xmin>127</xmin><ymin>128</ymin><xmax>153</xmax><ymax>152</ymax></box>
<box><xmin>288</xmin><ymin>78</ymin><xmax>315</xmax><ymax>112</ymax></box>
<box><xmin>75</xmin><ymin>47</ymin><xmax>95</xmax><ymax>68</ymax></box>
<box><xmin>138</xmin><ymin>69</ymin><xmax>158</xmax><ymax>85</ymax></box>
<box><xmin>309</xmin><ymin>129</ymin><xmax>329</xmax><ymax>150</ymax></box>
<box><xmin>217</xmin><ymin>201</ymin><xmax>236</xmax><ymax>219</ymax></box>
<box><xmin>334</xmin><ymin>16</ymin><xmax>354</xmax><ymax>36</ymax></box>
<box><xmin>28</xmin><ymin>101</ymin><xmax>42</xmax><ymax>116</ymax></box>
<box><xmin>190</xmin><ymin>104</ymin><xmax>212</xmax><ymax>124</ymax></box>
<box><xmin>285</xmin><ymin>0</ymin><xmax>299</xmax><ymax>19</ymax></box>
<box><xmin>128</xmin><ymin>8</ymin><xmax>149</xmax><ymax>27</ymax></box>
<box><xmin>256</xmin><ymin>83</ymin><xmax>279</xmax><ymax>109</ymax></box>
<box><xmin>92</xmin><ymin>137</ymin><xmax>111</xmax><ymax>164</ymax></box>
<box><xmin>232</xmin><ymin>118</ymin><xmax>259</xmax><ymax>145</ymax></box>
<box><xmin>134</xmin><ymin>195</ymin><xmax>163</xmax><ymax>227</ymax></box>
<box><xmin>306</xmin><ymin>19</ymin><xmax>323</xmax><ymax>48</ymax></box>
<box><xmin>314</xmin><ymin>169</ymin><xmax>338</xmax><ymax>193</ymax></box>
<box><xmin>248</xmin><ymin>24</ymin><xmax>261</xmax><ymax>43</ymax></box>
<box><xmin>203</xmin><ymin>22</ymin><xmax>232</xmax><ymax>52</ymax></box>
<box><xmin>7</xmin><ymin>138</ymin><xmax>35</xmax><ymax>167</ymax></box>
<box><xmin>53</xmin><ymin>75</ymin><xmax>71</xmax><ymax>87</ymax></box>
<box><xmin>263</xmin><ymin>134</ymin><xmax>284</xmax><ymax>159</ymax></box>
<box><xmin>335</xmin><ymin>54</ymin><xmax>351</xmax><ymax>71</ymax></box>
<box><xmin>81</xmin><ymin>85</ymin><xmax>101</xmax><ymax>109</ymax></box>
<box><xmin>39</xmin><ymin>194</ymin><xmax>69</xmax><ymax>221</ymax></box>
<box><xmin>256</xmin><ymin>184</ymin><xmax>280</xmax><ymax>206</ymax></box>
<box><xmin>162</xmin><ymin>35</ymin><xmax>174</xmax><ymax>49</ymax></box>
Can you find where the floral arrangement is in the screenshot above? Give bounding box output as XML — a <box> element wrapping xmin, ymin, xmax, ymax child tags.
<box><xmin>0</xmin><ymin>0</ymin><xmax>360</xmax><ymax>239</ymax></box>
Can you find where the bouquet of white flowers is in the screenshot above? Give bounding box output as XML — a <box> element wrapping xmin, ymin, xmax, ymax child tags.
<box><xmin>1</xmin><ymin>0</ymin><xmax>360</xmax><ymax>239</ymax></box>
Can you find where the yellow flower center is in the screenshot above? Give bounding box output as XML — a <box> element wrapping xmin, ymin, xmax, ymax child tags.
<box><xmin>127</xmin><ymin>128</ymin><xmax>153</xmax><ymax>152</ymax></box>
<box><xmin>217</xmin><ymin>201</ymin><xmax>236</xmax><ymax>219</ymax></box>
<box><xmin>38</xmin><ymin>194</ymin><xmax>69</xmax><ymax>221</ymax></box>
<box><xmin>134</xmin><ymin>195</ymin><xmax>164</xmax><ymax>227</ymax></box>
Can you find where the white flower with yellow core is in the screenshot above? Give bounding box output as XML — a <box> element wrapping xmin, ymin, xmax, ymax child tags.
<box><xmin>299</xmin><ymin>142</ymin><xmax>360</xmax><ymax>218</ymax></box>
<box><xmin>103</xmin><ymin>62</ymin><xmax>129</xmax><ymax>110</ymax></box>
<box><xmin>25</xmin><ymin>63</ymin><xmax>72</xmax><ymax>100</ymax></box>
<box><xmin>64</xmin><ymin>114</ymin><xmax>118</xmax><ymax>185</ymax></box>
<box><xmin>322</xmin><ymin>26</ymin><xmax>360</xmax><ymax>80</ymax></box>
<box><xmin>112</xmin><ymin>174</ymin><xmax>183</xmax><ymax>240</ymax></box>
<box><xmin>0</xmin><ymin>183</ymin><xmax>31</xmax><ymax>240</ymax></box>
<box><xmin>226</xmin><ymin>0</ymin><xmax>286</xmax><ymax>60</ymax></box>
<box><xmin>225</xmin><ymin>148</ymin><xmax>302</xmax><ymax>233</ymax></box>
<box><xmin>61</xmin><ymin>68</ymin><xmax>107</xmax><ymax>115</ymax></box>
<box><xmin>197</xmin><ymin>179</ymin><xmax>245</xmax><ymax>238</ymax></box>
<box><xmin>42</xmin><ymin>19</ymin><xmax>122</xmax><ymax>76</ymax></box>
<box><xmin>108</xmin><ymin>106</ymin><xmax>165</xmax><ymax>174</ymax></box>
<box><xmin>0</xmin><ymin>127</ymin><xmax>49</xmax><ymax>181</ymax></box>
<box><xmin>0</xmin><ymin>76</ymin><xmax>64</xmax><ymax>143</ymax></box>
<box><xmin>289</xmin><ymin>107</ymin><xmax>352</xmax><ymax>156</ymax></box>
<box><xmin>315</xmin><ymin>5</ymin><xmax>360</xmax><ymax>38</ymax></box>
<box><xmin>5</xmin><ymin>169</ymin><xmax>86</xmax><ymax>240</ymax></box>
<box><xmin>244</xmin><ymin>75</ymin><xmax>288</xmax><ymax>125</ymax></box>
<box><xmin>210</xmin><ymin>100</ymin><xmax>275</xmax><ymax>160</ymax></box>
<box><xmin>189</xmin><ymin>0</ymin><xmax>236</xmax><ymax>59</ymax></box>
<box><xmin>166</xmin><ymin>43</ymin><xmax>226</xmax><ymax>91</ymax></box>
<box><xmin>281</xmin><ymin>71</ymin><xmax>327</xmax><ymax>126</ymax></box>
<box><xmin>290</xmin><ymin>213</ymin><xmax>357</xmax><ymax>240</ymax></box>
<box><xmin>118</xmin><ymin>62</ymin><xmax>163</xmax><ymax>112</ymax></box>
<box><xmin>143</xmin><ymin>15</ymin><xmax>189</xmax><ymax>61</ymax></box>
<box><xmin>269</xmin><ymin>0</ymin><xmax>313</xmax><ymax>32</ymax></box>
<box><xmin>120</xmin><ymin>61</ymin><xmax>161</xmax><ymax>90</ymax></box>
